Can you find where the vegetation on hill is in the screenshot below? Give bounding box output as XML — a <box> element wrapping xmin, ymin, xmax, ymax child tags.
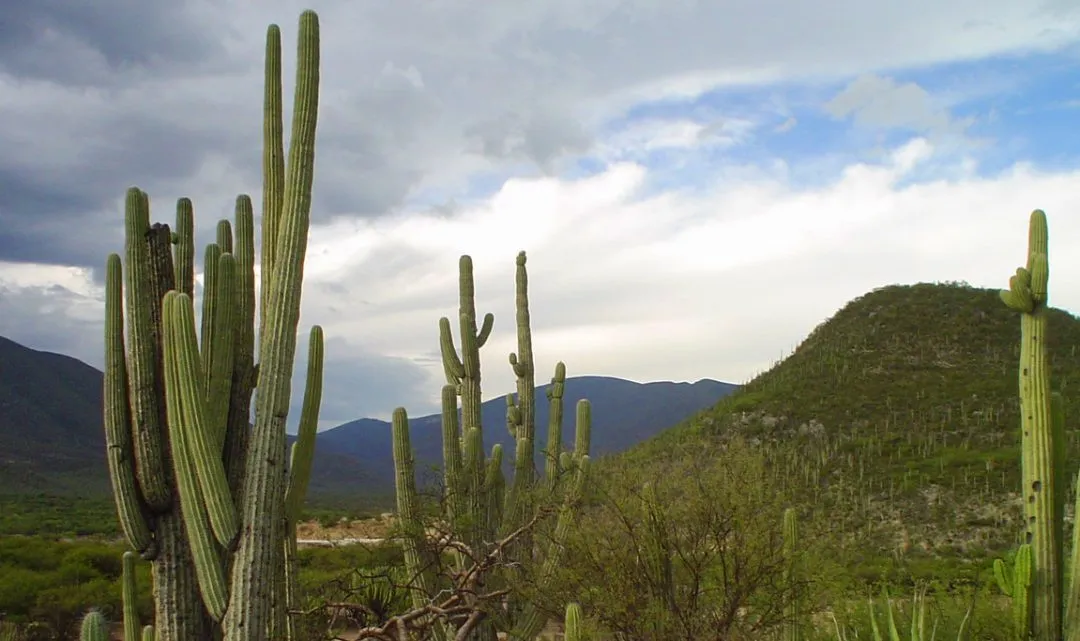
<box><xmin>623</xmin><ymin>281</ymin><xmax>1080</xmax><ymax>577</ymax></box>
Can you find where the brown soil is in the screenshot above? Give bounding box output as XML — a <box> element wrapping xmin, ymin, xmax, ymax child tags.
<box><xmin>294</xmin><ymin>513</ymin><xmax>398</xmax><ymax>541</ymax></box>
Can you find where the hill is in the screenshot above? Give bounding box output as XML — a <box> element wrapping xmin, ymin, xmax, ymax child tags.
<box><xmin>0</xmin><ymin>336</ymin><xmax>111</xmax><ymax>494</ymax></box>
<box><xmin>620</xmin><ymin>282</ymin><xmax>1080</xmax><ymax>571</ymax></box>
<box><xmin>0</xmin><ymin>335</ymin><xmax>735</xmax><ymax>500</ymax></box>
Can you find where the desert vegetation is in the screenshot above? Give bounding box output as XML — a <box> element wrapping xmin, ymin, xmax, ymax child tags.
<box><xmin>2</xmin><ymin>7</ymin><xmax>1080</xmax><ymax>641</ymax></box>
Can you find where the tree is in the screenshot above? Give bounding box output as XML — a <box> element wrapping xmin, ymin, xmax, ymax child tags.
<box><xmin>549</xmin><ymin>438</ymin><xmax>812</xmax><ymax>641</ymax></box>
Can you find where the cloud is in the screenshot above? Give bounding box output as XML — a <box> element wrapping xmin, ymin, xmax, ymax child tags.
<box><xmin>1</xmin><ymin>0</ymin><xmax>1076</xmax><ymax>272</ymax></box>
<box><xmin>2</xmin><ymin>0</ymin><xmax>1080</xmax><ymax>428</ymax></box>
<box><xmin>3</xmin><ymin>137</ymin><xmax>1080</xmax><ymax>426</ymax></box>
<box><xmin>825</xmin><ymin>74</ymin><xmax>974</xmax><ymax>139</ymax></box>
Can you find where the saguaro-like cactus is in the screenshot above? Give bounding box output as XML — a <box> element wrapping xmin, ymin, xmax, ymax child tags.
<box><xmin>392</xmin><ymin>252</ymin><xmax>591</xmax><ymax>641</ymax></box>
<box><xmin>997</xmin><ymin>209</ymin><xmax>1080</xmax><ymax>641</ymax></box>
<box><xmin>102</xmin><ymin>11</ymin><xmax>324</xmax><ymax>641</ymax></box>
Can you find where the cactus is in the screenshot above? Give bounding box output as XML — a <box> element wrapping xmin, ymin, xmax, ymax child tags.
<box><xmin>79</xmin><ymin>611</ymin><xmax>109</xmax><ymax>641</ymax></box>
<box><xmin>996</xmin><ymin>544</ymin><xmax>1034</xmax><ymax>640</ymax></box>
<box><xmin>122</xmin><ymin>551</ymin><xmax>141</xmax><ymax>641</ymax></box>
<box><xmin>997</xmin><ymin>209</ymin><xmax>1074</xmax><ymax>641</ymax></box>
<box><xmin>782</xmin><ymin>507</ymin><xmax>801</xmax><ymax>641</ymax></box>
<box><xmin>564</xmin><ymin>603</ymin><xmax>583</xmax><ymax>641</ymax></box>
<box><xmin>102</xmin><ymin>11</ymin><xmax>324</xmax><ymax>641</ymax></box>
<box><xmin>391</xmin><ymin>252</ymin><xmax>591</xmax><ymax>641</ymax></box>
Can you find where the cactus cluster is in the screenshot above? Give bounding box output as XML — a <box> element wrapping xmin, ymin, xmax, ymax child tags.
<box><xmin>102</xmin><ymin>10</ymin><xmax>324</xmax><ymax>641</ymax></box>
<box><xmin>392</xmin><ymin>252</ymin><xmax>592</xmax><ymax>640</ymax></box>
<box><xmin>995</xmin><ymin>209</ymin><xmax>1080</xmax><ymax>641</ymax></box>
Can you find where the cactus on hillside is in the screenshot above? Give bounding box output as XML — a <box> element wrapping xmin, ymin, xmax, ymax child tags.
<box><xmin>391</xmin><ymin>252</ymin><xmax>591</xmax><ymax>641</ymax></box>
<box><xmin>102</xmin><ymin>11</ymin><xmax>324</xmax><ymax>641</ymax></box>
<box><xmin>996</xmin><ymin>209</ymin><xmax>1080</xmax><ymax>641</ymax></box>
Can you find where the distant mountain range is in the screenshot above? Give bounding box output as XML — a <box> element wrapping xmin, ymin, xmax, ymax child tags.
<box><xmin>0</xmin><ymin>335</ymin><xmax>736</xmax><ymax>499</ymax></box>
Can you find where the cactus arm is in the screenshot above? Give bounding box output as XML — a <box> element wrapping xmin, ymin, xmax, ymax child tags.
<box><xmin>259</xmin><ymin>24</ymin><xmax>285</xmax><ymax>340</ymax></box>
<box><xmin>173</xmin><ymin>198</ymin><xmax>195</xmax><ymax>298</ymax></box>
<box><xmin>573</xmin><ymin>398</ymin><xmax>592</xmax><ymax>459</ymax></box>
<box><xmin>391</xmin><ymin>408</ymin><xmax>438</xmax><ymax>610</ymax></box>
<box><xmin>510</xmin><ymin>251</ymin><xmax>536</xmax><ymax>471</ymax></box>
<box><xmin>1016</xmin><ymin>543</ymin><xmax>1033</xmax><ymax>640</ymax></box>
<box><xmin>995</xmin><ymin>557</ymin><xmax>1015</xmax><ymax>597</ymax></box>
<box><xmin>205</xmin><ymin>252</ymin><xmax>238</xmax><ymax>453</ymax></box>
<box><xmin>440</xmin><ymin>384</ymin><xmax>465</xmax><ymax>532</ymax></box>
<box><xmin>544</xmin><ymin>362</ymin><xmax>566</xmax><ymax>486</ymax></box>
<box><xmin>124</xmin><ymin>188</ymin><xmax>173</xmax><ymax>511</ymax></box>
<box><xmin>226</xmin><ymin>12</ymin><xmax>320</xmax><ymax>639</ymax></box>
<box><xmin>122</xmin><ymin>551</ymin><xmax>140</xmax><ymax>641</ymax></box>
<box><xmin>168</xmin><ymin>292</ymin><xmax>239</xmax><ymax>545</ymax></box>
<box><xmin>224</xmin><ymin>196</ymin><xmax>257</xmax><ymax>501</ymax></box>
<box><xmin>103</xmin><ymin>253</ymin><xmax>155</xmax><ymax>556</ymax></box>
<box><xmin>284</xmin><ymin>325</ymin><xmax>324</xmax><ymax>523</ymax></box>
<box><xmin>199</xmin><ymin>243</ymin><xmax>222</xmax><ymax>371</ymax></box>
<box><xmin>162</xmin><ymin>291</ymin><xmax>230</xmax><ymax>621</ymax></box>
<box><xmin>485</xmin><ymin>444</ymin><xmax>506</xmax><ymax>530</ymax></box>
<box><xmin>216</xmin><ymin>220</ymin><xmax>233</xmax><ymax>254</ymax></box>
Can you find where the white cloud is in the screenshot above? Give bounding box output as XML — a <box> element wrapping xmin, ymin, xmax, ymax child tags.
<box><xmin>290</xmin><ymin>137</ymin><xmax>1080</xmax><ymax>416</ymax></box>
<box><xmin>3</xmin><ymin>1</ymin><xmax>1080</xmax><ymax>426</ymax></box>
<box><xmin>3</xmin><ymin>137</ymin><xmax>1079</xmax><ymax>422</ymax></box>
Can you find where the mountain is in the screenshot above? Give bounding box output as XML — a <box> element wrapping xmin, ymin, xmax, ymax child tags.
<box><xmin>309</xmin><ymin>376</ymin><xmax>738</xmax><ymax>495</ymax></box>
<box><xmin>617</xmin><ymin>282</ymin><xmax>1080</xmax><ymax>566</ymax></box>
<box><xmin>0</xmin><ymin>336</ymin><xmax>111</xmax><ymax>494</ymax></box>
<box><xmin>0</xmin><ymin>335</ymin><xmax>735</xmax><ymax>499</ymax></box>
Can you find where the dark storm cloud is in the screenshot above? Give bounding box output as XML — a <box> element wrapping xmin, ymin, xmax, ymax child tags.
<box><xmin>0</xmin><ymin>110</ymin><xmax>227</xmax><ymax>270</ymax></box>
<box><xmin>0</xmin><ymin>0</ymin><xmax>226</xmax><ymax>86</ymax></box>
<box><xmin>1</xmin><ymin>0</ymin><xmax>1075</xmax><ymax>277</ymax></box>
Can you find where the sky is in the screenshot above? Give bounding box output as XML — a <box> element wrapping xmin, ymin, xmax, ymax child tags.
<box><xmin>1</xmin><ymin>0</ymin><xmax>1080</xmax><ymax>430</ymax></box>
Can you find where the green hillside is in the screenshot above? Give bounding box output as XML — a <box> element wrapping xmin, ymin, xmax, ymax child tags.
<box><xmin>621</xmin><ymin>281</ymin><xmax>1080</xmax><ymax>572</ymax></box>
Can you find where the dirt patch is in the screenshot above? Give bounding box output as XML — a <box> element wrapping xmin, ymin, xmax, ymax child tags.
<box><xmin>295</xmin><ymin>513</ymin><xmax>397</xmax><ymax>541</ymax></box>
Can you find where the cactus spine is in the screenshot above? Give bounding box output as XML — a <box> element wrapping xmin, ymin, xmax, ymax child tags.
<box><xmin>102</xmin><ymin>11</ymin><xmax>323</xmax><ymax>641</ymax></box>
<box><xmin>392</xmin><ymin>252</ymin><xmax>591</xmax><ymax>641</ymax></box>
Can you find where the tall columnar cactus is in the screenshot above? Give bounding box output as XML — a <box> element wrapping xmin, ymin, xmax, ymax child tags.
<box><xmin>997</xmin><ymin>209</ymin><xmax>1080</xmax><ymax>641</ymax></box>
<box><xmin>782</xmin><ymin>507</ymin><xmax>802</xmax><ymax>641</ymax></box>
<box><xmin>392</xmin><ymin>252</ymin><xmax>591</xmax><ymax>641</ymax></box>
<box><xmin>102</xmin><ymin>11</ymin><xmax>324</xmax><ymax>641</ymax></box>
